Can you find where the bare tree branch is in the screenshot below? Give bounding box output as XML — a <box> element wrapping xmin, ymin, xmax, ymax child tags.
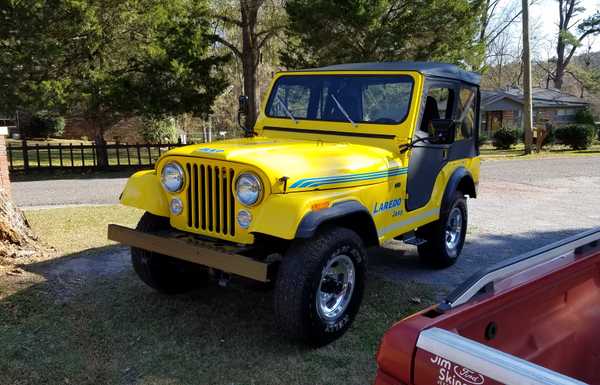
<box><xmin>211</xmin><ymin>14</ymin><xmax>243</xmax><ymax>27</ymax></box>
<box><xmin>209</xmin><ymin>34</ymin><xmax>242</xmax><ymax>58</ymax></box>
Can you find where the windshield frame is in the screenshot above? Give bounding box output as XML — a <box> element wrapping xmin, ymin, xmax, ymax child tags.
<box><xmin>263</xmin><ymin>73</ymin><xmax>415</xmax><ymax>126</ymax></box>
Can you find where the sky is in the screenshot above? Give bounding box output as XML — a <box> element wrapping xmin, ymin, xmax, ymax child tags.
<box><xmin>530</xmin><ymin>0</ymin><xmax>600</xmax><ymax>52</ymax></box>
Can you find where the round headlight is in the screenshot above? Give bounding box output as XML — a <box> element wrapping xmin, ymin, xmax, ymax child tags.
<box><xmin>161</xmin><ymin>162</ymin><xmax>185</xmax><ymax>192</ymax></box>
<box><xmin>237</xmin><ymin>210</ymin><xmax>252</xmax><ymax>229</ymax></box>
<box><xmin>170</xmin><ymin>198</ymin><xmax>183</xmax><ymax>215</ymax></box>
<box><xmin>236</xmin><ymin>173</ymin><xmax>262</xmax><ymax>206</ymax></box>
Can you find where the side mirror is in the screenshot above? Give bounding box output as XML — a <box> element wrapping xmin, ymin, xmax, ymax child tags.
<box><xmin>430</xmin><ymin>119</ymin><xmax>456</xmax><ymax>144</ymax></box>
<box><xmin>238</xmin><ymin>95</ymin><xmax>249</xmax><ymax>116</ymax></box>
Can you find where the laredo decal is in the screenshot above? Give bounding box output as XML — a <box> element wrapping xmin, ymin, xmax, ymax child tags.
<box><xmin>373</xmin><ymin>198</ymin><xmax>402</xmax><ymax>215</ymax></box>
<box><xmin>431</xmin><ymin>355</ymin><xmax>485</xmax><ymax>385</ymax></box>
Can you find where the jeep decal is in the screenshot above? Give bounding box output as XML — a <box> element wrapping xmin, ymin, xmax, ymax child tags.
<box><xmin>373</xmin><ymin>198</ymin><xmax>402</xmax><ymax>215</ymax></box>
<box><xmin>290</xmin><ymin>167</ymin><xmax>408</xmax><ymax>189</ymax></box>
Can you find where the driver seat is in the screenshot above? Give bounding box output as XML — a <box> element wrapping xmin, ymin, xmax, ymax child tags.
<box><xmin>420</xmin><ymin>96</ymin><xmax>440</xmax><ymax>134</ymax></box>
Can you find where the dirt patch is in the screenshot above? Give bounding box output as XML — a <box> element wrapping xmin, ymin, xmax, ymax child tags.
<box><xmin>21</xmin><ymin>246</ymin><xmax>131</xmax><ymax>302</ymax></box>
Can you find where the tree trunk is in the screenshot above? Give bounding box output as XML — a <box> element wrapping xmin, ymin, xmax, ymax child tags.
<box><xmin>93</xmin><ymin>122</ymin><xmax>109</xmax><ymax>169</ymax></box>
<box><xmin>522</xmin><ymin>0</ymin><xmax>533</xmax><ymax>155</ymax></box>
<box><xmin>240</xmin><ymin>0</ymin><xmax>261</xmax><ymax>131</ymax></box>
<box><xmin>553</xmin><ymin>59</ymin><xmax>565</xmax><ymax>89</ymax></box>
<box><xmin>242</xmin><ymin>53</ymin><xmax>258</xmax><ymax>130</ymax></box>
<box><xmin>0</xmin><ymin>189</ymin><xmax>44</xmax><ymax>262</ymax></box>
<box><xmin>95</xmin><ymin>132</ymin><xmax>108</xmax><ymax>168</ymax></box>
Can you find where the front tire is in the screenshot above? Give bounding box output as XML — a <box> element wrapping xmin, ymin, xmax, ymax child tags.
<box><xmin>274</xmin><ymin>227</ymin><xmax>367</xmax><ymax>346</ymax></box>
<box><xmin>131</xmin><ymin>212</ymin><xmax>205</xmax><ymax>294</ymax></box>
<box><xmin>417</xmin><ymin>191</ymin><xmax>468</xmax><ymax>268</ymax></box>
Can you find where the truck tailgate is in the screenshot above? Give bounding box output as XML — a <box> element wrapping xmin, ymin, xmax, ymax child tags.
<box><xmin>376</xmin><ymin>228</ymin><xmax>600</xmax><ymax>385</ymax></box>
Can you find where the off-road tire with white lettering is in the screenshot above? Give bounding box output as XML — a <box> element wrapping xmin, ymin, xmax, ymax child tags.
<box><xmin>273</xmin><ymin>227</ymin><xmax>366</xmax><ymax>346</ymax></box>
<box><xmin>131</xmin><ymin>212</ymin><xmax>205</xmax><ymax>294</ymax></box>
<box><xmin>417</xmin><ymin>192</ymin><xmax>467</xmax><ymax>268</ymax></box>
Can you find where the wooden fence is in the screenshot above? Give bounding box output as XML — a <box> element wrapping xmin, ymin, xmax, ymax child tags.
<box><xmin>7</xmin><ymin>141</ymin><xmax>190</xmax><ymax>172</ymax></box>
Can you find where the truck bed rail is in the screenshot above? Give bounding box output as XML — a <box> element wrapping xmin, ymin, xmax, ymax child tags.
<box><xmin>440</xmin><ymin>227</ymin><xmax>600</xmax><ymax>310</ymax></box>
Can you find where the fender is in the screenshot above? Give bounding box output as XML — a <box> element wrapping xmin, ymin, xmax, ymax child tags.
<box><xmin>295</xmin><ymin>200</ymin><xmax>373</xmax><ymax>239</ymax></box>
<box><xmin>120</xmin><ymin>170</ymin><xmax>170</xmax><ymax>217</ymax></box>
<box><xmin>441</xmin><ymin>167</ymin><xmax>476</xmax><ymax>211</ymax></box>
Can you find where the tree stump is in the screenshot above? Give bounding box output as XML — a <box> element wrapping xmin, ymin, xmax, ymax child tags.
<box><xmin>0</xmin><ymin>189</ymin><xmax>45</xmax><ymax>264</ymax></box>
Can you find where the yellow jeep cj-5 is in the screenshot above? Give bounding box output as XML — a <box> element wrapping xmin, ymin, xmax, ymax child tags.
<box><xmin>108</xmin><ymin>62</ymin><xmax>480</xmax><ymax>345</ymax></box>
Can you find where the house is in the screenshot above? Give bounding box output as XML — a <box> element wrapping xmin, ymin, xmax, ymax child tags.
<box><xmin>0</xmin><ymin>117</ymin><xmax>17</xmax><ymax>138</ymax></box>
<box><xmin>481</xmin><ymin>87</ymin><xmax>589</xmax><ymax>135</ymax></box>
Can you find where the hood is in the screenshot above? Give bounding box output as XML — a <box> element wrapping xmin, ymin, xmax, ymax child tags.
<box><xmin>164</xmin><ymin>137</ymin><xmax>406</xmax><ymax>193</ymax></box>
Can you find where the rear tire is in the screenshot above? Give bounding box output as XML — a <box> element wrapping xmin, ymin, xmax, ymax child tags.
<box><xmin>417</xmin><ymin>191</ymin><xmax>467</xmax><ymax>268</ymax></box>
<box><xmin>273</xmin><ymin>227</ymin><xmax>367</xmax><ymax>346</ymax></box>
<box><xmin>131</xmin><ymin>212</ymin><xmax>205</xmax><ymax>294</ymax></box>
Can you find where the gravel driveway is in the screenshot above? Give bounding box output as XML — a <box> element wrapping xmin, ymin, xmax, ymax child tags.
<box><xmin>12</xmin><ymin>175</ymin><xmax>128</xmax><ymax>208</ymax></box>
<box><xmin>12</xmin><ymin>157</ymin><xmax>600</xmax><ymax>289</ymax></box>
<box><xmin>372</xmin><ymin>156</ymin><xmax>600</xmax><ymax>290</ymax></box>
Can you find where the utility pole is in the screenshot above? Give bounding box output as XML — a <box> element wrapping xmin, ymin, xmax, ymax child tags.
<box><xmin>522</xmin><ymin>0</ymin><xmax>533</xmax><ymax>154</ymax></box>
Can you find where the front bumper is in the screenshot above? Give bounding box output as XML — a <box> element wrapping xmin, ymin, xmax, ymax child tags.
<box><xmin>107</xmin><ymin>224</ymin><xmax>270</xmax><ymax>282</ymax></box>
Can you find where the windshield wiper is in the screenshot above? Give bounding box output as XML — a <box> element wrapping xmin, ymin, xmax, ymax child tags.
<box><xmin>275</xmin><ymin>96</ymin><xmax>298</xmax><ymax>124</ymax></box>
<box><xmin>330</xmin><ymin>94</ymin><xmax>356</xmax><ymax>127</ymax></box>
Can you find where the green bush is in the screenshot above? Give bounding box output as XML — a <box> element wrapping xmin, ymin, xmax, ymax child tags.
<box><xmin>512</xmin><ymin>125</ymin><xmax>555</xmax><ymax>148</ymax></box>
<box><xmin>477</xmin><ymin>132</ymin><xmax>488</xmax><ymax>147</ymax></box>
<box><xmin>542</xmin><ymin>125</ymin><xmax>556</xmax><ymax>147</ymax></box>
<box><xmin>555</xmin><ymin>125</ymin><xmax>597</xmax><ymax>150</ymax></box>
<box><xmin>140</xmin><ymin>116</ymin><xmax>179</xmax><ymax>143</ymax></box>
<box><xmin>28</xmin><ymin>111</ymin><xmax>65</xmax><ymax>138</ymax></box>
<box><xmin>514</xmin><ymin>127</ymin><xmax>524</xmax><ymax>143</ymax></box>
<box><xmin>575</xmin><ymin>108</ymin><xmax>596</xmax><ymax>125</ymax></box>
<box><xmin>492</xmin><ymin>127</ymin><xmax>518</xmax><ymax>149</ymax></box>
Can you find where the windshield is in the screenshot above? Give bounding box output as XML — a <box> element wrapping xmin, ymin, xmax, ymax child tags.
<box><xmin>266</xmin><ymin>75</ymin><xmax>414</xmax><ymax>125</ymax></box>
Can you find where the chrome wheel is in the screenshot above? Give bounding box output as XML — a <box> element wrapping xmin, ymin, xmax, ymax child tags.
<box><xmin>445</xmin><ymin>207</ymin><xmax>463</xmax><ymax>257</ymax></box>
<box><xmin>316</xmin><ymin>254</ymin><xmax>356</xmax><ymax>322</ymax></box>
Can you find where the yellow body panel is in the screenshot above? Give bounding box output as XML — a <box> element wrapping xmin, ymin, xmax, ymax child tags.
<box><xmin>120</xmin><ymin>170</ymin><xmax>170</xmax><ymax>217</ymax></box>
<box><xmin>119</xmin><ymin>69</ymin><xmax>480</xmax><ymax>245</ymax></box>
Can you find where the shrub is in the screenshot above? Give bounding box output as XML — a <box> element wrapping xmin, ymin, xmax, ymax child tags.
<box><xmin>492</xmin><ymin>127</ymin><xmax>518</xmax><ymax>149</ymax></box>
<box><xmin>477</xmin><ymin>133</ymin><xmax>488</xmax><ymax>147</ymax></box>
<box><xmin>514</xmin><ymin>127</ymin><xmax>524</xmax><ymax>143</ymax></box>
<box><xmin>28</xmin><ymin>111</ymin><xmax>65</xmax><ymax>138</ymax></box>
<box><xmin>542</xmin><ymin>125</ymin><xmax>556</xmax><ymax>147</ymax></box>
<box><xmin>555</xmin><ymin>125</ymin><xmax>596</xmax><ymax>150</ymax></box>
<box><xmin>575</xmin><ymin>108</ymin><xmax>596</xmax><ymax>125</ymax></box>
<box><xmin>140</xmin><ymin>116</ymin><xmax>179</xmax><ymax>143</ymax></box>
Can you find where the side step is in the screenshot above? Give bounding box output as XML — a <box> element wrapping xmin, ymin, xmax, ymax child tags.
<box><xmin>400</xmin><ymin>232</ymin><xmax>427</xmax><ymax>246</ymax></box>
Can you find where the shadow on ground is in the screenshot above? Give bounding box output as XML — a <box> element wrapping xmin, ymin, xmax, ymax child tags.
<box><xmin>371</xmin><ymin>226</ymin><xmax>596</xmax><ymax>292</ymax></box>
<box><xmin>0</xmin><ymin>246</ymin><xmax>431</xmax><ymax>385</ymax></box>
<box><xmin>1</xmin><ymin>227</ymin><xmax>595</xmax><ymax>385</ymax></box>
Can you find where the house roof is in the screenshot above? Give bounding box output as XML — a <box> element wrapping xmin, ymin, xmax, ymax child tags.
<box><xmin>482</xmin><ymin>87</ymin><xmax>589</xmax><ymax>109</ymax></box>
<box><xmin>292</xmin><ymin>61</ymin><xmax>481</xmax><ymax>85</ymax></box>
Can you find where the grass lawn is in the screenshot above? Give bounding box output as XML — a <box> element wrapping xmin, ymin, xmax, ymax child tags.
<box><xmin>480</xmin><ymin>142</ymin><xmax>600</xmax><ymax>160</ymax></box>
<box><xmin>0</xmin><ymin>205</ymin><xmax>434</xmax><ymax>385</ymax></box>
<box><xmin>25</xmin><ymin>205</ymin><xmax>143</xmax><ymax>254</ymax></box>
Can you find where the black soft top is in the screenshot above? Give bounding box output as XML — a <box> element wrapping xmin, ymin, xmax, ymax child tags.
<box><xmin>292</xmin><ymin>61</ymin><xmax>480</xmax><ymax>86</ymax></box>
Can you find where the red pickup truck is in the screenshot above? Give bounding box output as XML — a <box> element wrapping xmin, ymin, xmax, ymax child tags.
<box><xmin>375</xmin><ymin>228</ymin><xmax>600</xmax><ymax>385</ymax></box>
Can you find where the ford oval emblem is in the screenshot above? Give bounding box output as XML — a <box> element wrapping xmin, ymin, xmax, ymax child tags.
<box><xmin>453</xmin><ymin>366</ymin><xmax>485</xmax><ymax>385</ymax></box>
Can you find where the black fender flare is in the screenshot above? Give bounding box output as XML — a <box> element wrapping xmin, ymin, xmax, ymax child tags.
<box><xmin>441</xmin><ymin>167</ymin><xmax>476</xmax><ymax>211</ymax></box>
<box><xmin>295</xmin><ymin>200</ymin><xmax>373</xmax><ymax>239</ymax></box>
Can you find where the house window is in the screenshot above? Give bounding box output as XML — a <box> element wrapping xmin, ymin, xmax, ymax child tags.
<box><xmin>556</xmin><ymin>108</ymin><xmax>575</xmax><ymax>117</ymax></box>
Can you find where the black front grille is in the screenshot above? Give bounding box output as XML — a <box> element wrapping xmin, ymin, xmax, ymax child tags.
<box><xmin>185</xmin><ymin>163</ymin><xmax>236</xmax><ymax>237</ymax></box>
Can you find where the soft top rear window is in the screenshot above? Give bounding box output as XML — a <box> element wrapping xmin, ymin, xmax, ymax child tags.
<box><xmin>266</xmin><ymin>75</ymin><xmax>414</xmax><ymax>125</ymax></box>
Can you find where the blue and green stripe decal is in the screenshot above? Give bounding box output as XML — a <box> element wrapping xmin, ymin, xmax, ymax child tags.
<box><xmin>289</xmin><ymin>167</ymin><xmax>408</xmax><ymax>189</ymax></box>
